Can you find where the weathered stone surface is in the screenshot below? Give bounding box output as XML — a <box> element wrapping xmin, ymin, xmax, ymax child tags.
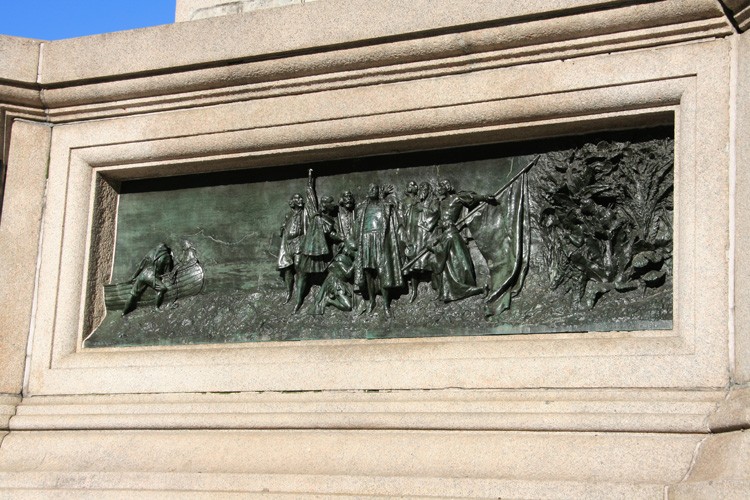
<box><xmin>709</xmin><ymin>386</ymin><xmax>750</xmax><ymax>432</ymax></box>
<box><xmin>177</xmin><ymin>0</ymin><xmax>318</xmax><ymax>22</ymax></box>
<box><xmin>0</xmin><ymin>35</ymin><xmax>40</xmax><ymax>84</ymax></box>
<box><xmin>40</xmin><ymin>0</ymin><xmax>729</xmax><ymax>85</ymax></box>
<box><xmin>0</xmin><ymin>121</ymin><xmax>51</xmax><ymax>394</ymax></box>
<box><xmin>736</xmin><ymin>30</ymin><xmax>750</xmax><ymax>384</ymax></box>
<box><xmin>0</xmin><ymin>1</ymin><xmax>746</xmax><ymax>497</ymax></box>
<box><xmin>0</xmin><ymin>429</ymin><xmax>701</xmax><ymax>497</ymax></box>
<box><xmin>668</xmin><ymin>431</ymin><xmax>750</xmax><ymax>499</ymax></box>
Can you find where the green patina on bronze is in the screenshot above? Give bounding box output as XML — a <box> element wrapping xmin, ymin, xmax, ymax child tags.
<box><xmin>85</xmin><ymin>128</ymin><xmax>673</xmax><ymax>347</ymax></box>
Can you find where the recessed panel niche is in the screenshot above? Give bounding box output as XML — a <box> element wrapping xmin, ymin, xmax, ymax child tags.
<box><xmin>85</xmin><ymin>128</ymin><xmax>673</xmax><ymax>347</ymax></box>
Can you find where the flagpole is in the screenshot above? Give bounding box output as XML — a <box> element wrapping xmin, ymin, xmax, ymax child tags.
<box><xmin>400</xmin><ymin>155</ymin><xmax>539</xmax><ymax>272</ymax></box>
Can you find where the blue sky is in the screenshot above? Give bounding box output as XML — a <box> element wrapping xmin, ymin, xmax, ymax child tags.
<box><xmin>0</xmin><ymin>1</ymin><xmax>176</xmax><ymax>40</ymax></box>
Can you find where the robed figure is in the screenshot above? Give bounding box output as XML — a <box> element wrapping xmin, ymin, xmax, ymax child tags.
<box><xmin>335</xmin><ymin>190</ymin><xmax>356</xmax><ymax>248</ymax></box>
<box><xmin>353</xmin><ymin>183</ymin><xmax>404</xmax><ymax>315</ymax></box>
<box><xmin>403</xmin><ymin>181</ymin><xmax>440</xmax><ymax>302</ymax></box>
<box><xmin>431</xmin><ymin>217</ymin><xmax>485</xmax><ymax>302</ymax></box>
<box><xmin>277</xmin><ymin>193</ymin><xmax>306</xmax><ymax>303</ymax></box>
<box><xmin>294</xmin><ymin>172</ymin><xmax>338</xmax><ymax>312</ymax></box>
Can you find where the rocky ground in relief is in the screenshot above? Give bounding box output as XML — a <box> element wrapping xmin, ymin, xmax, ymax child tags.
<box><xmin>85</xmin><ymin>274</ymin><xmax>672</xmax><ymax>348</ymax></box>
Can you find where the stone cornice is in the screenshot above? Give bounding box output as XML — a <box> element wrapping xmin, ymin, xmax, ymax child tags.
<box><xmin>0</xmin><ymin>0</ymin><xmax>736</xmax><ymax>121</ymax></box>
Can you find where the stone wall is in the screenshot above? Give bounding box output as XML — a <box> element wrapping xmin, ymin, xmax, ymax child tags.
<box><xmin>0</xmin><ymin>0</ymin><xmax>749</xmax><ymax>497</ymax></box>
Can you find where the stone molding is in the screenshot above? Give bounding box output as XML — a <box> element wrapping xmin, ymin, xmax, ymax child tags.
<box><xmin>0</xmin><ymin>428</ymin><xmax>704</xmax><ymax>497</ymax></box>
<box><xmin>725</xmin><ymin>0</ymin><xmax>750</xmax><ymax>30</ymax></box>
<box><xmin>736</xmin><ymin>27</ymin><xmax>750</xmax><ymax>385</ymax></box>
<box><xmin>9</xmin><ymin>388</ymin><xmax>729</xmax><ymax>434</ymax></box>
<box><xmin>0</xmin><ymin>1</ymin><xmax>735</xmax><ymax>117</ymax></box>
<box><xmin>0</xmin><ymin>396</ymin><xmax>19</xmax><ymax>431</ymax></box>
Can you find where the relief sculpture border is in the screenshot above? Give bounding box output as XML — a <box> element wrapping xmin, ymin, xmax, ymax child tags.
<box><xmin>82</xmin><ymin>129</ymin><xmax>674</xmax><ymax>348</ymax></box>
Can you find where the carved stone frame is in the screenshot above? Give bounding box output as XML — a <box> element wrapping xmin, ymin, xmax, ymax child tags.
<box><xmin>27</xmin><ymin>39</ymin><xmax>728</xmax><ymax>397</ymax></box>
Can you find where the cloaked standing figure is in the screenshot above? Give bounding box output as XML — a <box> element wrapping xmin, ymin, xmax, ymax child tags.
<box><xmin>122</xmin><ymin>243</ymin><xmax>174</xmax><ymax>316</ymax></box>
<box><xmin>403</xmin><ymin>181</ymin><xmax>440</xmax><ymax>302</ymax></box>
<box><xmin>398</xmin><ymin>181</ymin><xmax>419</xmax><ymax>242</ymax></box>
<box><xmin>353</xmin><ymin>183</ymin><xmax>404</xmax><ymax>316</ymax></box>
<box><xmin>277</xmin><ymin>193</ymin><xmax>306</xmax><ymax>303</ymax></box>
<box><xmin>335</xmin><ymin>190</ymin><xmax>356</xmax><ymax>250</ymax></box>
<box><xmin>294</xmin><ymin>171</ymin><xmax>338</xmax><ymax>312</ymax></box>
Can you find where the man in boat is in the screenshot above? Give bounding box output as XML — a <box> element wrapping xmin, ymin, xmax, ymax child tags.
<box><xmin>122</xmin><ymin>243</ymin><xmax>174</xmax><ymax>316</ymax></box>
<box><xmin>177</xmin><ymin>239</ymin><xmax>199</xmax><ymax>268</ymax></box>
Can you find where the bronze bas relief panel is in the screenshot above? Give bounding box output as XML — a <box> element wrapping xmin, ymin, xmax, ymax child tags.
<box><xmin>85</xmin><ymin>128</ymin><xmax>673</xmax><ymax>347</ymax></box>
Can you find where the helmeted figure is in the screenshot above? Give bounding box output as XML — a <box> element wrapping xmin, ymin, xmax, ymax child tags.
<box><xmin>437</xmin><ymin>179</ymin><xmax>495</xmax><ymax>224</ymax></box>
<box><xmin>294</xmin><ymin>187</ymin><xmax>339</xmax><ymax>312</ymax></box>
<box><xmin>335</xmin><ymin>190</ymin><xmax>356</xmax><ymax>249</ymax></box>
<box><xmin>403</xmin><ymin>181</ymin><xmax>440</xmax><ymax>302</ymax></box>
<box><xmin>398</xmin><ymin>181</ymin><xmax>419</xmax><ymax>247</ymax></box>
<box><xmin>353</xmin><ymin>183</ymin><xmax>404</xmax><ymax>315</ymax></box>
<box><xmin>122</xmin><ymin>243</ymin><xmax>174</xmax><ymax>316</ymax></box>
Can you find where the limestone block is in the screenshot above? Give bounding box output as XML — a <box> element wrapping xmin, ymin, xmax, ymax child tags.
<box><xmin>41</xmin><ymin>0</ymin><xmax>730</xmax><ymax>86</ymax></box>
<box><xmin>0</xmin><ymin>120</ymin><xmax>51</xmax><ymax>395</ymax></box>
<box><xmin>736</xmin><ymin>31</ymin><xmax>750</xmax><ymax>384</ymax></box>
<box><xmin>668</xmin><ymin>431</ymin><xmax>750</xmax><ymax>499</ymax></box>
<box><xmin>0</xmin><ymin>429</ymin><xmax>702</xmax><ymax>497</ymax></box>
<box><xmin>708</xmin><ymin>386</ymin><xmax>750</xmax><ymax>432</ymax></box>
<box><xmin>0</xmin><ymin>35</ymin><xmax>40</xmax><ymax>84</ymax></box>
<box><xmin>177</xmin><ymin>0</ymin><xmax>320</xmax><ymax>22</ymax></box>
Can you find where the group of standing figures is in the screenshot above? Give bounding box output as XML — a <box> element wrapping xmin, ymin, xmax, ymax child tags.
<box><xmin>277</xmin><ymin>170</ymin><xmax>497</xmax><ymax>317</ymax></box>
